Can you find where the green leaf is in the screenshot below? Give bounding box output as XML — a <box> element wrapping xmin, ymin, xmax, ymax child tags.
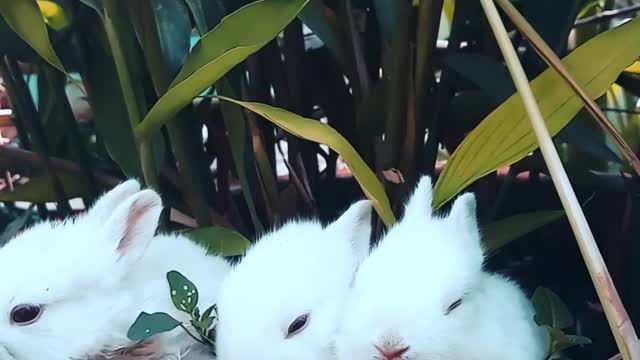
<box><xmin>482</xmin><ymin>210</ymin><xmax>565</xmax><ymax>251</ymax></box>
<box><xmin>355</xmin><ymin>78</ymin><xmax>387</xmax><ymax>137</ymax></box>
<box><xmin>372</xmin><ymin>0</ymin><xmax>397</xmax><ymax>44</ymax></box>
<box><xmin>102</xmin><ymin>0</ymin><xmax>166</xmax><ymax>186</ymax></box>
<box><xmin>185</xmin><ymin>226</ymin><xmax>250</xmax><ymax>256</ymax></box>
<box><xmin>218</xmin><ymin>97</ymin><xmax>396</xmax><ymax>226</ymax></box>
<box><xmin>0</xmin><ymin>174</ymin><xmax>91</xmax><ymax>202</ymax></box>
<box><xmin>146</xmin><ymin>0</ymin><xmax>192</xmax><ymax>76</ymax></box>
<box><xmin>79</xmin><ymin>0</ymin><xmax>103</xmax><ymax>15</ymax></box>
<box><xmin>217</xmin><ymin>77</ymin><xmax>263</xmax><ymax>232</ymax></box>
<box><xmin>559</xmin><ymin>115</ymin><xmax>622</xmax><ymax>164</ymax></box>
<box><xmin>432</xmin><ymin>17</ymin><xmax>640</xmax><ymax>208</ymax></box>
<box><xmin>446</xmin><ymin>52</ymin><xmax>514</xmax><ymax>102</ymax></box>
<box><xmin>0</xmin><ymin>16</ymin><xmax>40</xmax><ymax>63</ymax></box>
<box><xmin>167</xmin><ymin>270</ymin><xmax>199</xmax><ymax>315</ymax></box>
<box><xmin>532</xmin><ymin>287</ymin><xmax>574</xmax><ymax>329</ymax></box>
<box><xmin>298</xmin><ymin>1</ymin><xmax>350</xmax><ymax>73</ymax></box>
<box><xmin>183</xmin><ymin>0</ymin><xmax>226</xmax><ymax>34</ymax></box>
<box><xmin>201</xmin><ymin>303</ymin><xmax>217</xmax><ymax>322</ymax></box>
<box><xmin>544</xmin><ymin>326</ymin><xmax>592</xmax><ymax>356</ymax></box>
<box><xmin>127</xmin><ymin>312</ymin><xmax>181</xmax><ymax>342</ymax></box>
<box><xmin>0</xmin><ymin>207</ymin><xmax>35</xmax><ymax>246</ymax></box>
<box><xmin>446</xmin><ymin>53</ymin><xmax>622</xmax><ymax>165</ymax></box>
<box><xmin>200</xmin><ymin>314</ymin><xmax>215</xmax><ymax>330</ymax></box>
<box><xmin>0</xmin><ymin>0</ymin><xmax>65</xmax><ymax>72</ymax></box>
<box><xmin>517</xmin><ymin>0</ymin><xmax>581</xmax><ymax>74</ymax></box>
<box><xmin>135</xmin><ymin>0</ymin><xmax>310</xmax><ymax>139</ymax></box>
<box><xmin>198</xmin><ymin>303</ymin><xmax>217</xmax><ymax>330</ymax></box>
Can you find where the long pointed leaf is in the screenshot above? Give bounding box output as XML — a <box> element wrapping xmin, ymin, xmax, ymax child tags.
<box><xmin>135</xmin><ymin>0</ymin><xmax>310</xmax><ymax>139</ymax></box>
<box><xmin>482</xmin><ymin>210</ymin><xmax>565</xmax><ymax>251</ymax></box>
<box><xmin>433</xmin><ymin>17</ymin><xmax>640</xmax><ymax>208</ymax></box>
<box><xmin>218</xmin><ymin>97</ymin><xmax>395</xmax><ymax>226</ymax></box>
<box><xmin>0</xmin><ymin>0</ymin><xmax>65</xmax><ymax>72</ymax></box>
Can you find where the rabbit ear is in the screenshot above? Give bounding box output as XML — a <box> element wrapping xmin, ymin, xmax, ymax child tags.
<box><xmin>326</xmin><ymin>200</ymin><xmax>372</xmax><ymax>263</ymax></box>
<box><xmin>448</xmin><ymin>193</ymin><xmax>479</xmax><ymax>235</ymax></box>
<box><xmin>403</xmin><ymin>175</ymin><xmax>433</xmax><ymax>220</ymax></box>
<box><xmin>103</xmin><ymin>189</ymin><xmax>163</xmax><ymax>264</ymax></box>
<box><xmin>86</xmin><ymin>179</ymin><xmax>142</xmax><ymax>221</ymax></box>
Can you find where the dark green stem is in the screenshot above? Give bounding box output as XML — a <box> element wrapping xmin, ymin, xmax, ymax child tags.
<box><xmin>102</xmin><ymin>0</ymin><xmax>159</xmax><ymax>187</ymax></box>
<box><xmin>283</xmin><ymin>19</ymin><xmax>318</xmax><ymax>199</ymax></box>
<box><xmin>382</xmin><ymin>0</ymin><xmax>411</xmax><ymax>173</ymax></box>
<box><xmin>43</xmin><ymin>65</ymin><xmax>100</xmax><ymax>202</ymax></box>
<box><xmin>423</xmin><ymin>0</ymin><xmax>467</xmax><ymax>175</ymax></box>
<box><xmin>341</xmin><ymin>0</ymin><xmax>371</xmax><ymax>102</ymax></box>
<box><xmin>413</xmin><ymin>0</ymin><xmax>444</xmax><ymax>181</ymax></box>
<box><xmin>135</xmin><ymin>0</ymin><xmax>214</xmax><ymax>227</ymax></box>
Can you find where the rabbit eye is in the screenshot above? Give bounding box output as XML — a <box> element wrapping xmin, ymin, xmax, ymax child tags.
<box><xmin>286</xmin><ymin>313</ymin><xmax>309</xmax><ymax>338</ymax></box>
<box><xmin>445</xmin><ymin>298</ymin><xmax>462</xmax><ymax>315</ymax></box>
<box><xmin>10</xmin><ymin>304</ymin><xmax>42</xmax><ymax>325</ymax></box>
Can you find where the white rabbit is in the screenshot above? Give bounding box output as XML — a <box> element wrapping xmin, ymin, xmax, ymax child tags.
<box><xmin>335</xmin><ymin>176</ymin><xmax>549</xmax><ymax>360</ymax></box>
<box><xmin>0</xmin><ymin>180</ymin><xmax>230</xmax><ymax>360</ymax></box>
<box><xmin>215</xmin><ymin>199</ymin><xmax>373</xmax><ymax>360</ymax></box>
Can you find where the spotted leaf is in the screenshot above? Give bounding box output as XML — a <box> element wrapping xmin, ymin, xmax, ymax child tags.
<box><xmin>127</xmin><ymin>312</ymin><xmax>181</xmax><ymax>342</ymax></box>
<box><xmin>166</xmin><ymin>270</ymin><xmax>199</xmax><ymax>315</ymax></box>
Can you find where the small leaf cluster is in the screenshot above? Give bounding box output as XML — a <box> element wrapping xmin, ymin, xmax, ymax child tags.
<box><xmin>127</xmin><ymin>270</ymin><xmax>218</xmax><ymax>356</ymax></box>
<box><xmin>532</xmin><ymin>287</ymin><xmax>592</xmax><ymax>359</ymax></box>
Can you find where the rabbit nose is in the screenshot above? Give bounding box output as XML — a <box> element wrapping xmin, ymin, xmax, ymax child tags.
<box><xmin>375</xmin><ymin>344</ymin><xmax>410</xmax><ymax>360</ymax></box>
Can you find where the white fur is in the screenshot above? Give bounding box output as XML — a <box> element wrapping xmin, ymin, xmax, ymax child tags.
<box><xmin>215</xmin><ymin>200</ymin><xmax>373</xmax><ymax>360</ymax></box>
<box><xmin>335</xmin><ymin>176</ymin><xmax>548</xmax><ymax>360</ymax></box>
<box><xmin>0</xmin><ymin>180</ymin><xmax>230</xmax><ymax>360</ymax></box>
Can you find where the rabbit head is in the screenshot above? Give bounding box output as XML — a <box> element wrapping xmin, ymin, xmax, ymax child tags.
<box><xmin>0</xmin><ymin>180</ymin><xmax>163</xmax><ymax>359</ymax></box>
<box><xmin>335</xmin><ymin>176</ymin><xmax>487</xmax><ymax>360</ymax></box>
<box><xmin>215</xmin><ymin>200</ymin><xmax>373</xmax><ymax>360</ymax></box>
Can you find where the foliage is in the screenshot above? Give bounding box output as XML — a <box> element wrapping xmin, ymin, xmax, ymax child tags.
<box><xmin>185</xmin><ymin>226</ymin><xmax>250</xmax><ymax>256</ymax></box>
<box><xmin>0</xmin><ymin>0</ymin><xmax>639</xmax><ymax>357</ymax></box>
<box><xmin>127</xmin><ymin>270</ymin><xmax>217</xmax><ymax>355</ymax></box>
<box><xmin>532</xmin><ymin>287</ymin><xmax>592</xmax><ymax>358</ymax></box>
<box><xmin>432</xmin><ymin>16</ymin><xmax>640</xmax><ymax>207</ymax></box>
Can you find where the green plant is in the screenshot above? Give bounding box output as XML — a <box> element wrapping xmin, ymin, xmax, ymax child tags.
<box><xmin>127</xmin><ymin>270</ymin><xmax>218</xmax><ymax>356</ymax></box>
<box><xmin>532</xmin><ymin>287</ymin><xmax>593</xmax><ymax>359</ymax></box>
<box><xmin>1</xmin><ymin>0</ymin><xmax>640</xmax><ymax>357</ymax></box>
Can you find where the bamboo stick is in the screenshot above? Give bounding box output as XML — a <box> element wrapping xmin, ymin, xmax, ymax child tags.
<box><xmin>478</xmin><ymin>0</ymin><xmax>640</xmax><ymax>358</ymax></box>
<box><xmin>495</xmin><ymin>0</ymin><xmax>640</xmax><ymax>177</ymax></box>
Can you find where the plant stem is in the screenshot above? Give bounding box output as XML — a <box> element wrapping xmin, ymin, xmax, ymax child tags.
<box><xmin>342</xmin><ymin>0</ymin><xmax>371</xmax><ymax>102</ymax></box>
<box><xmin>43</xmin><ymin>66</ymin><xmax>100</xmax><ymax>202</ymax></box>
<box><xmin>495</xmin><ymin>0</ymin><xmax>640</xmax><ymax>177</ymax></box>
<box><xmin>479</xmin><ymin>0</ymin><xmax>640</xmax><ymax>358</ymax></box>
<box><xmin>574</xmin><ymin>3</ymin><xmax>640</xmax><ymax>27</ymax></box>
<box><xmin>276</xmin><ymin>140</ymin><xmax>314</xmax><ymax>208</ymax></box>
<box><xmin>282</xmin><ymin>19</ymin><xmax>318</xmax><ymax>199</ymax></box>
<box><xmin>602</xmin><ymin>108</ymin><xmax>640</xmax><ymax>115</ymax></box>
<box><xmin>138</xmin><ymin>0</ymin><xmax>214</xmax><ymax>227</ymax></box>
<box><xmin>102</xmin><ymin>0</ymin><xmax>159</xmax><ymax>187</ymax></box>
<box><xmin>382</xmin><ymin>0</ymin><xmax>411</xmax><ymax>173</ymax></box>
<box><xmin>423</xmin><ymin>0</ymin><xmax>467</xmax><ymax>175</ymax></box>
<box><xmin>413</xmin><ymin>0</ymin><xmax>444</xmax><ymax>183</ymax></box>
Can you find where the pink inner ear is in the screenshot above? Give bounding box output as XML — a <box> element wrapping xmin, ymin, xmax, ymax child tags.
<box><xmin>116</xmin><ymin>199</ymin><xmax>155</xmax><ymax>255</ymax></box>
